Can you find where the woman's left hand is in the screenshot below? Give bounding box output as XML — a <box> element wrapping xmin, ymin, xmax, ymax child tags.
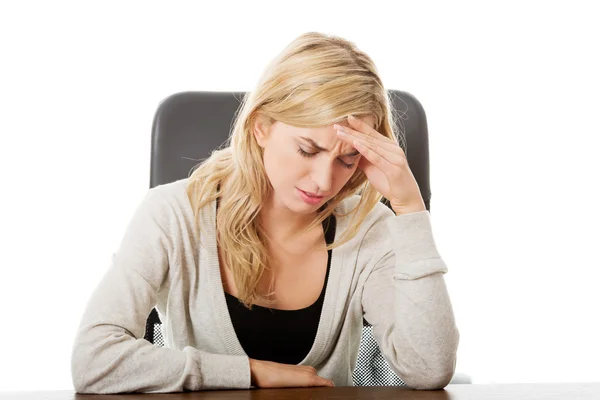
<box><xmin>334</xmin><ymin>115</ymin><xmax>427</xmax><ymax>215</ymax></box>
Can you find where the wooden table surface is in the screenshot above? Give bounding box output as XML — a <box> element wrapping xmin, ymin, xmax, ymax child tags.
<box><xmin>2</xmin><ymin>383</ymin><xmax>599</xmax><ymax>400</ymax></box>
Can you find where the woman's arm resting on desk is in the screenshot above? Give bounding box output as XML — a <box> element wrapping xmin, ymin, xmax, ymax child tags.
<box><xmin>361</xmin><ymin>210</ymin><xmax>460</xmax><ymax>390</ymax></box>
<box><xmin>71</xmin><ymin>190</ymin><xmax>251</xmax><ymax>394</ymax></box>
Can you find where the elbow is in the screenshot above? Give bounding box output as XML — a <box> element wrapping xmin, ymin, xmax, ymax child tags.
<box><xmin>71</xmin><ymin>343</ymin><xmax>108</xmax><ymax>394</ymax></box>
<box><xmin>405</xmin><ymin>326</ymin><xmax>461</xmax><ymax>390</ymax></box>
<box><xmin>402</xmin><ymin>354</ymin><xmax>458</xmax><ymax>390</ymax></box>
<box><xmin>402</xmin><ymin>368</ymin><xmax>455</xmax><ymax>390</ymax></box>
<box><xmin>72</xmin><ymin>374</ymin><xmax>93</xmax><ymax>394</ymax></box>
<box><xmin>71</xmin><ymin>345</ymin><xmax>96</xmax><ymax>394</ymax></box>
<box><xmin>71</xmin><ymin>327</ymin><xmax>133</xmax><ymax>394</ymax></box>
<box><xmin>71</xmin><ymin>352</ymin><xmax>92</xmax><ymax>393</ymax></box>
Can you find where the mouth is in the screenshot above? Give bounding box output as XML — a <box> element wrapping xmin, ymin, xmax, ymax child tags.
<box><xmin>297</xmin><ymin>188</ymin><xmax>326</xmax><ymax>204</ymax></box>
<box><xmin>298</xmin><ymin>189</ymin><xmax>324</xmax><ymax>199</ymax></box>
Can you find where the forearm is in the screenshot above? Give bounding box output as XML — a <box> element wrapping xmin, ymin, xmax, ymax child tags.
<box><xmin>389</xmin><ymin>211</ymin><xmax>459</xmax><ymax>388</ymax></box>
<box><xmin>72</xmin><ymin>321</ymin><xmax>251</xmax><ymax>393</ymax></box>
<box><xmin>391</xmin><ymin>273</ymin><xmax>460</xmax><ymax>389</ymax></box>
<box><xmin>72</xmin><ymin>263</ymin><xmax>251</xmax><ymax>393</ymax></box>
<box><xmin>362</xmin><ymin>210</ymin><xmax>459</xmax><ymax>390</ymax></box>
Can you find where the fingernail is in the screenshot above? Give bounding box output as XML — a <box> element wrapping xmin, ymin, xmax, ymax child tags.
<box><xmin>348</xmin><ymin>114</ymin><xmax>355</xmax><ymax>120</ymax></box>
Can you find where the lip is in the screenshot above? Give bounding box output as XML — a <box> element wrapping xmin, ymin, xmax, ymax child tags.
<box><xmin>297</xmin><ymin>188</ymin><xmax>324</xmax><ymax>204</ymax></box>
<box><xmin>299</xmin><ymin>189</ymin><xmax>323</xmax><ymax>198</ymax></box>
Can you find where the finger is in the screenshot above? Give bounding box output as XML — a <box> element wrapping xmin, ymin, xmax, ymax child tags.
<box><xmin>352</xmin><ymin>139</ymin><xmax>399</xmax><ymax>174</ymax></box>
<box><xmin>302</xmin><ymin>366</ymin><xmax>317</xmax><ymax>374</ymax></box>
<box><xmin>347</xmin><ymin>115</ymin><xmax>399</xmax><ymax>147</ymax></box>
<box><xmin>312</xmin><ymin>376</ymin><xmax>334</xmax><ymax>387</ymax></box>
<box><xmin>346</xmin><ymin>114</ymin><xmax>379</xmax><ymax>133</ymax></box>
<box><xmin>335</xmin><ymin>126</ymin><xmax>406</xmax><ymax>166</ymax></box>
<box><xmin>339</xmin><ymin>129</ymin><xmax>405</xmax><ymax>169</ymax></box>
<box><xmin>334</xmin><ymin>122</ymin><xmax>397</xmax><ymax>149</ymax></box>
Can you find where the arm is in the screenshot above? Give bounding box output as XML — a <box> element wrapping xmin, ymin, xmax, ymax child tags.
<box><xmin>71</xmin><ymin>190</ymin><xmax>251</xmax><ymax>393</ymax></box>
<box><xmin>361</xmin><ymin>210</ymin><xmax>460</xmax><ymax>390</ymax></box>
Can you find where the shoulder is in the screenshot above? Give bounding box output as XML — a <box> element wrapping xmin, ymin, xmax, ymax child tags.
<box><xmin>138</xmin><ymin>178</ymin><xmax>201</xmax><ymax>232</ymax></box>
<box><xmin>148</xmin><ymin>178</ymin><xmax>188</xmax><ymax>202</ymax></box>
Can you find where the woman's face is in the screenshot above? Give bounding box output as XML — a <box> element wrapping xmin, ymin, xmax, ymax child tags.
<box><xmin>254</xmin><ymin>115</ymin><xmax>376</xmax><ymax>214</ymax></box>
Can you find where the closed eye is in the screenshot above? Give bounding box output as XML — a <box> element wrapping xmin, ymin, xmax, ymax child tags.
<box><xmin>297</xmin><ymin>147</ymin><xmax>355</xmax><ymax>169</ymax></box>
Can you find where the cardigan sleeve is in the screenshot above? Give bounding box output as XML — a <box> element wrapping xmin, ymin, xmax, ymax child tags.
<box><xmin>71</xmin><ymin>189</ymin><xmax>251</xmax><ymax>393</ymax></box>
<box><xmin>361</xmin><ymin>210</ymin><xmax>460</xmax><ymax>390</ymax></box>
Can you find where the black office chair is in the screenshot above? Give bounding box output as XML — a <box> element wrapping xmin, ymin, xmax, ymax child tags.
<box><xmin>143</xmin><ymin>90</ymin><xmax>468</xmax><ymax>386</ymax></box>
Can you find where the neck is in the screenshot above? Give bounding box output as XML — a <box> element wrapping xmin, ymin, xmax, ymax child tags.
<box><xmin>258</xmin><ymin>194</ymin><xmax>319</xmax><ymax>244</ymax></box>
<box><xmin>219</xmin><ymin>178</ymin><xmax>323</xmax><ymax>248</ymax></box>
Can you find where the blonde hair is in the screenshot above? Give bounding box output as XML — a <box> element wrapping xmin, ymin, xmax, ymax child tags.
<box><xmin>186</xmin><ymin>32</ymin><xmax>403</xmax><ymax>309</ymax></box>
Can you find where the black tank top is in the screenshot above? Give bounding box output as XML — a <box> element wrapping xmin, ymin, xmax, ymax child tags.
<box><xmin>216</xmin><ymin>189</ymin><xmax>336</xmax><ymax>364</ymax></box>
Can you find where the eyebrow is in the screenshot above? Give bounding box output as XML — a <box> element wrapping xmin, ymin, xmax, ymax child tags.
<box><xmin>299</xmin><ymin>136</ymin><xmax>360</xmax><ymax>157</ymax></box>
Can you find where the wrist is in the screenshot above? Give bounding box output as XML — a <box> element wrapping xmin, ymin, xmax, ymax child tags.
<box><xmin>249</xmin><ymin>358</ymin><xmax>259</xmax><ymax>386</ymax></box>
<box><xmin>391</xmin><ymin>198</ymin><xmax>426</xmax><ymax>216</ymax></box>
<box><xmin>393</xmin><ymin>206</ymin><xmax>427</xmax><ymax>216</ymax></box>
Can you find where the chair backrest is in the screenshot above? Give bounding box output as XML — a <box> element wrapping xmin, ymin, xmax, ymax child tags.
<box><xmin>145</xmin><ymin>90</ymin><xmax>432</xmax><ymax>386</ymax></box>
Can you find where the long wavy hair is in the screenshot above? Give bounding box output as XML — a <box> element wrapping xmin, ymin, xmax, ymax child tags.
<box><xmin>186</xmin><ymin>32</ymin><xmax>403</xmax><ymax>309</ymax></box>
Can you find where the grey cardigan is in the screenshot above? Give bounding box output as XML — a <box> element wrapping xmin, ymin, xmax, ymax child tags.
<box><xmin>71</xmin><ymin>178</ymin><xmax>459</xmax><ymax>393</ymax></box>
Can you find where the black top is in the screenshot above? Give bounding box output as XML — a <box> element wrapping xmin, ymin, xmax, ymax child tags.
<box><xmin>216</xmin><ymin>189</ymin><xmax>336</xmax><ymax>364</ymax></box>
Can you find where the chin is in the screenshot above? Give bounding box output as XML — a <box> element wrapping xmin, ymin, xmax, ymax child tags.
<box><xmin>290</xmin><ymin>199</ymin><xmax>317</xmax><ymax>214</ymax></box>
<box><xmin>287</xmin><ymin>188</ymin><xmax>319</xmax><ymax>212</ymax></box>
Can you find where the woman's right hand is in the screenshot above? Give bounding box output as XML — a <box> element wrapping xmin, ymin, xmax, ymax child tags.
<box><xmin>249</xmin><ymin>358</ymin><xmax>335</xmax><ymax>388</ymax></box>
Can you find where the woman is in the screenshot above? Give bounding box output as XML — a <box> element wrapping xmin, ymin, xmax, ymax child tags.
<box><xmin>71</xmin><ymin>31</ymin><xmax>459</xmax><ymax>393</ymax></box>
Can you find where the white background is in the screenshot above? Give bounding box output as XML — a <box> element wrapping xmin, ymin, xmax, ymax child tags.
<box><xmin>1</xmin><ymin>0</ymin><xmax>599</xmax><ymax>391</ymax></box>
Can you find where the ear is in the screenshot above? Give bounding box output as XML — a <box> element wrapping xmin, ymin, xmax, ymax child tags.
<box><xmin>253</xmin><ymin>115</ymin><xmax>271</xmax><ymax>149</ymax></box>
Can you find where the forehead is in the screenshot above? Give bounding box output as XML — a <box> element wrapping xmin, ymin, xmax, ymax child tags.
<box><xmin>280</xmin><ymin>114</ymin><xmax>376</xmax><ymax>133</ymax></box>
<box><xmin>280</xmin><ymin>116</ymin><xmax>374</xmax><ymax>153</ymax></box>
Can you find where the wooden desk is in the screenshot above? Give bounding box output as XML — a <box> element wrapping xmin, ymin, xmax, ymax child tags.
<box><xmin>2</xmin><ymin>383</ymin><xmax>599</xmax><ymax>400</ymax></box>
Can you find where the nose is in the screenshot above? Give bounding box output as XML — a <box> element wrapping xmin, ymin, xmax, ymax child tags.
<box><xmin>310</xmin><ymin>157</ymin><xmax>335</xmax><ymax>195</ymax></box>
